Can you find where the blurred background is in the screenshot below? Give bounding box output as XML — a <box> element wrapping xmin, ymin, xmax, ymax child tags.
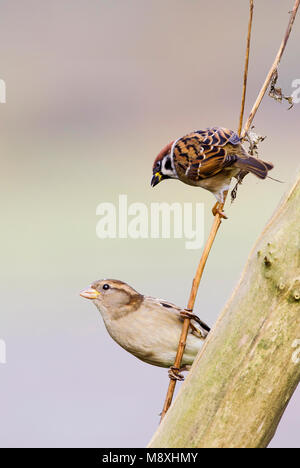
<box><xmin>0</xmin><ymin>0</ymin><xmax>299</xmax><ymax>448</ymax></box>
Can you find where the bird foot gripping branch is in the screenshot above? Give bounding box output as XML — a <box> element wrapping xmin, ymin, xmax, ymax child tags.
<box><xmin>168</xmin><ymin>310</ymin><xmax>209</xmax><ymax>381</ymax></box>
<box><xmin>168</xmin><ymin>366</ymin><xmax>185</xmax><ymax>382</ymax></box>
<box><xmin>212</xmin><ymin>202</ymin><xmax>228</xmax><ymax>220</ymax></box>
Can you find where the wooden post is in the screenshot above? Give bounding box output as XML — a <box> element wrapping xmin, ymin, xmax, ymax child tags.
<box><xmin>149</xmin><ymin>174</ymin><xmax>300</xmax><ymax>448</ymax></box>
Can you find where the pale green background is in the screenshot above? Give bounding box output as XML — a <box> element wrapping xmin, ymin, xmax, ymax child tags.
<box><xmin>0</xmin><ymin>0</ymin><xmax>299</xmax><ymax>448</ymax></box>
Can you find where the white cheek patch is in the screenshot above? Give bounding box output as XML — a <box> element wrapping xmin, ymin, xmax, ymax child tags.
<box><xmin>170</xmin><ymin>138</ymin><xmax>180</xmax><ymax>175</ymax></box>
<box><xmin>160</xmin><ymin>137</ymin><xmax>180</xmax><ymax>178</ymax></box>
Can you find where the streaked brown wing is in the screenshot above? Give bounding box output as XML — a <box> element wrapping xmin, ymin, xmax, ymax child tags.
<box><xmin>156</xmin><ymin>299</ymin><xmax>210</xmax><ymax>338</ymax></box>
<box><xmin>173</xmin><ymin>127</ymin><xmax>240</xmax><ymax>181</ymax></box>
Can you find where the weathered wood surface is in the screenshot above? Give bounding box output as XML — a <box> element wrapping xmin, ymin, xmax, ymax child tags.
<box><xmin>149</xmin><ymin>175</ymin><xmax>300</xmax><ymax>448</ymax></box>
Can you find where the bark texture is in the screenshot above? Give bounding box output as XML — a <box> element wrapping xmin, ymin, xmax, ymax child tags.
<box><xmin>149</xmin><ymin>175</ymin><xmax>300</xmax><ymax>448</ymax></box>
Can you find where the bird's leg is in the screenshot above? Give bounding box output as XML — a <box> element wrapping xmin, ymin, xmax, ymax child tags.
<box><xmin>168</xmin><ymin>365</ymin><xmax>191</xmax><ymax>381</ymax></box>
<box><xmin>212</xmin><ymin>201</ymin><xmax>228</xmax><ymax>219</ymax></box>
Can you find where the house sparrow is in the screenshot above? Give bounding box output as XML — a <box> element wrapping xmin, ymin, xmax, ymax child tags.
<box><xmin>151</xmin><ymin>127</ymin><xmax>274</xmax><ymax>218</ymax></box>
<box><xmin>80</xmin><ymin>279</ymin><xmax>210</xmax><ymax>379</ymax></box>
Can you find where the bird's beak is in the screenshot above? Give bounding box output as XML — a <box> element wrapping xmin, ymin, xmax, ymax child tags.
<box><xmin>80</xmin><ymin>288</ymin><xmax>100</xmax><ymax>300</ymax></box>
<box><xmin>151</xmin><ymin>172</ymin><xmax>162</xmax><ymax>187</ymax></box>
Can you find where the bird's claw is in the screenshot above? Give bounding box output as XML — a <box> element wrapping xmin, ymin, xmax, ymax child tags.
<box><xmin>180</xmin><ymin>309</ymin><xmax>199</xmax><ymax>321</ymax></box>
<box><xmin>217</xmin><ymin>210</ymin><xmax>228</xmax><ymax>220</ymax></box>
<box><xmin>168</xmin><ymin>366</ymin><xmax>185</xmax><ymax>382</ymax></box>
<box><xmin>212</xmin><ymin>202</ymin><xmax>228</xmax><ymax>219</ymax></box>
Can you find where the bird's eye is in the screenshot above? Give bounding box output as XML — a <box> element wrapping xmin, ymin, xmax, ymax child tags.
<box><xmin>103</xmin><ymin>284</ymin><xmax>110</xmax><ymax>290</ymax></box>
<box><xmin>155</xmin><ymin>162</ymin><xmax>160</xmax><ymax>171</ymax></box>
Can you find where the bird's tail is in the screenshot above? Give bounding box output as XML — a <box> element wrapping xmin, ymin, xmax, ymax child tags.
<box><xmin>236</xmin><ymin>156</ymin><xmax>274</xmax><ymax>180</ymax></box>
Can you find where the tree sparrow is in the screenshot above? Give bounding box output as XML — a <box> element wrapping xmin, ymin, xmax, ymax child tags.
<box><xmin>80</xmin><ymin>279</ymin><xmax>210</xmax><ymax>379</ymax></box>
<box><xmin>151</xmin><ymin>127</ymin><xmax>273</xmax><ymax>218</ymax></box>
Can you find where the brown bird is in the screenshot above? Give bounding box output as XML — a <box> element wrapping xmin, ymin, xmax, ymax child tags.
<box><xmin>80</xmin><ymin>279</ymin><xmax>210</xmax><ymax>380</ymax></box>
<box><xmin>151</xmin><ymin>127</ymin><xmax>274</xmax><ymax>218</ymax></box>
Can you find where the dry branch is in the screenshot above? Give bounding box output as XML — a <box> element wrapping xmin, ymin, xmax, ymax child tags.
<box><xmin>241</xmin><ymin>0</ymin><xmax>300</xmax><ymax>138</ymax></box>
<box><xmin>238</xmin><ymin>0</ymin><xmax>254</xmax><ymax>136</ymax></box>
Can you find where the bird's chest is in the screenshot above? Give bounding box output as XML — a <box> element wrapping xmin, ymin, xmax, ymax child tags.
<box><xmin>101</xmin><ymin>309</ymin><xmax>181</xmax><ymax>367</ymax></box>
<box><xmin>102</xmin><ymin>312</ymin><xmax>157</xmax><ymax>358</ymax></box>
<box><xmin>103</xmin><ymin>315</ymin><xmax>137</xmax><ymax>350</ymax></box>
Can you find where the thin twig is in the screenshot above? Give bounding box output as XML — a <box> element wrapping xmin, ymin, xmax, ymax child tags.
<box><xmin>238</xmin><ymin>0</ymin><xmax>254</xmax><ymax>137</ymax></box>
<box><xmin>160</xmin><ymin>215</ymin><xmax>222</xmax><ymax>421</ymax></box>
<box><xmin>242</xmin><ymin>0</ymin><xmax>300</xmax><ymax>138</ymax></box>
<box><xmin>160</xmin><ymin>0</ymin><xmax>300</xmax><ymax>422</ymax></box>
